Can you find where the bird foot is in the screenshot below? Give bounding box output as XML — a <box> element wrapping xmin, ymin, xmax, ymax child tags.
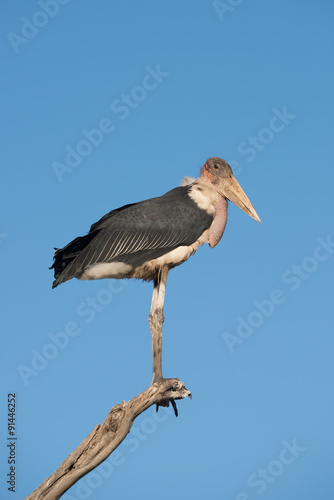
<box><xmin>151</xmin><ymin>378</ymin><xmax>192</xmax><ymax>417</ymax></box>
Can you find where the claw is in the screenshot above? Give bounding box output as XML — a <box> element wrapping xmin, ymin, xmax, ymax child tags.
<box><xmin>171</xmin><ymin>399</ymin><xmax>178</xmax><ymax>417</ymax></box>
<box><xmin>156</xmin><ymin>399</ymin><xmax>178</xmax><ymax>417</ymax></box>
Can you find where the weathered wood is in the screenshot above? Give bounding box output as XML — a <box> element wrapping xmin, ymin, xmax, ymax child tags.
<box><xmin>26</xmin><ymin>379</ymin><xmax>191</xmax><ymax>500</ymax></box>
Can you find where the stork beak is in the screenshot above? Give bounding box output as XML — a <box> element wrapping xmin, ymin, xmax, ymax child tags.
<box><xmin>217</xmin><ymin>175</ymin><xmax>261</xmax><ymax>223</ymax></box>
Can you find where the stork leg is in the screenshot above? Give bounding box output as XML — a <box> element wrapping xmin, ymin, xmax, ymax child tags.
<box><xmin>149</xmin><ymin>267</ymin><xmax>168</xmax><ymax>384</ymax></box>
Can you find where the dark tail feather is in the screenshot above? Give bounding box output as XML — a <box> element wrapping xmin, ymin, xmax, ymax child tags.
<box><xmin>50</xmin><ymin>232</ymin><xmax>98</xmax><ymax>288</ymax></box>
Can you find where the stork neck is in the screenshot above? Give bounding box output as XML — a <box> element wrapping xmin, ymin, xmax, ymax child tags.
<box><xmin>208</xmin><ymin>196</ymin><xmax>228</xmax><ymax>248</ymax></box>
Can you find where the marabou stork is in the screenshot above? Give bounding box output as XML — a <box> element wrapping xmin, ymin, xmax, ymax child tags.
<box><xmin>51</xmin><ymin>157</ymin><xmax>260</xmax><ymax>384</ymax></box>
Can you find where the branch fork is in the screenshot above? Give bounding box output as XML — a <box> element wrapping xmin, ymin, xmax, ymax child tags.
<box><xmin>27</xmin><ymin>269</ymin><xmax>190</xmax><ymax>499</ymax></box>
<box><xmin>26</xmin><ymin>378</ymin><xmax>191</xmax><ymax>500</ymax></box>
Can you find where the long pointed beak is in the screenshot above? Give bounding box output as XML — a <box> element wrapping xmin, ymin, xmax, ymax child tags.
<box><xmin>217</xmin><ymin>175</ymin><xmax>261</xmax><ymax>222</ymax></box>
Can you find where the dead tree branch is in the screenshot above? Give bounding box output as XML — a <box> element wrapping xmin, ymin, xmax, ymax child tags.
<box><xmin>26</xmin><ymin>379</ymin><xmax>191</xmax><ymax>500</ymax></box>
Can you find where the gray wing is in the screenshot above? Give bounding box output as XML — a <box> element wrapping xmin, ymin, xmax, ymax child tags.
<box><xmin>51</xmin><ymin>186</ymin><xmax>213</xmax><ymax>287</ymax></box>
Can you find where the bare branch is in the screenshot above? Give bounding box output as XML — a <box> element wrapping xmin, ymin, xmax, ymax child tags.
<box><xmin>26</xmin><ymin>379</ymin><xmax>191</xmax><ymax>500</ymax></box>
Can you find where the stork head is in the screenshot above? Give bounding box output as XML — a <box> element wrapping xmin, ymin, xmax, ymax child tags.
<box><xmin>201</xmin><ymin>157</ymin><xmax>261</xmax><ymax>222</ymax></box>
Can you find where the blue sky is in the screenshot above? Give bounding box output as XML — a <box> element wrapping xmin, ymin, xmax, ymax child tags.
<box><xmin>1</xmin><ymin>1</ymin><xmax>334</xmax><ymax>499</ymax></box>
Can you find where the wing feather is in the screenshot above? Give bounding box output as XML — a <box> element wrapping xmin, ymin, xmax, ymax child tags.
<box><xmin>51</xmin><ymin>185</ymin><xmax>213</xmax><ymax>287</ymax></box>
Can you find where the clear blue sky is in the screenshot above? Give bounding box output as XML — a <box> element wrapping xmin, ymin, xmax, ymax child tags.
<box><xmin>1</xmin><ymin>1</ymin><xmax>334</xmax><ymax>499</ymax></box>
